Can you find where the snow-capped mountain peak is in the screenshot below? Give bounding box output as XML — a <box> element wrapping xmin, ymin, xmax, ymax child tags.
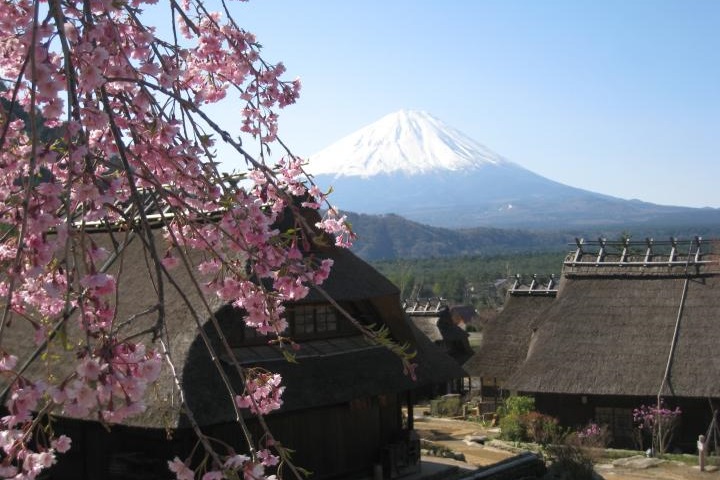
<box><xmin>307</xmin><ymin>110</ymin><xmax>508</xmax><ymax>177</ymax></box>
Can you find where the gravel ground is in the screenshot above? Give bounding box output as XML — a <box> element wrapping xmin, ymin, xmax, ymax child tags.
<box><xmin>413</xmin><ymin>413</ymin><xmax>720</xmax><ymax>480</ymax></box>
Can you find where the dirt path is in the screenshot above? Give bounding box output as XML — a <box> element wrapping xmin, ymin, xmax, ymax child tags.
<box><xmin>414</xmin><ymin>415</ymin><xmax>514</xmax><ymax>467</ymax></box>
<box><xmin>413</xmin><ymin>414</ymin><xmax>720</xmax><ymax>480</ymax></box>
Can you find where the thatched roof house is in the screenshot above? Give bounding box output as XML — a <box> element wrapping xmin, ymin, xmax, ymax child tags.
<box><xmin>504</xmin><ymin>238</ymin><xmax>720</xmax><ymax>449</ymax></box>
<box><xmin>449</xmin><ymin>305</ymin><xmax>481</xmax><ymax>329</ymax></box>
<box><xmin>1</xmin><ymin>219</ymin><xmax>464</xmax><ymax>479</ymax></box>
<box><xmin>464</xmin><ymin>276</ymin><xmax>557</xmax><ymax>401</ymax></box>
<box><xmin>405</xmin><ymin>299</ymin><xmax>474</xmax><ymax>366</ymax></box>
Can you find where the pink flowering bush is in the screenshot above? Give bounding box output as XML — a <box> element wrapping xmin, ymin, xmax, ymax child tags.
<box><xmin>0</xmin><ymin>0</ymin><xmax>416</xmax><ymax>478</ymax></box>
<box><xmin>575</xmin><ymin>422</ymin><xmax>611</xmax><ymax>449</ymax></box>
<box><xmin>633</xmin><ymin>402</ymin><xmax>682</xmax><ymax>454</ymax></box>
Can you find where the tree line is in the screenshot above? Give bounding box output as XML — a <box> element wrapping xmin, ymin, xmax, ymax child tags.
<box><xmin>371</xmin><ymin>251</ymin><xmax>565</xmax><ymax>308</ymax></box>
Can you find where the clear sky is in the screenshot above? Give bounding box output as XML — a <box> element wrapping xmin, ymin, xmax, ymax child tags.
<box><xmin>206</xmin><ymin>1</ymin><xmax>719</xmax><ymax>208</ymax></box>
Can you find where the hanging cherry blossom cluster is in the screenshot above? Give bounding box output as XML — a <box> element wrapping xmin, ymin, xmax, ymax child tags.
<box><xmin>0</xmin><ymin>0</ymin><xmax>354</xmax><ymax>478</ymax></box>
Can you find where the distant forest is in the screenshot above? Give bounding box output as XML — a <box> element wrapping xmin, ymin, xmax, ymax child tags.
<box><xmin>345</xmin><ymin>211</ymin><xmax>720</xmax><ymax>262</ymax></box>
<box><xmin>351</xmin><ymin>208</ymin><xmax>720</xmax><ymax>310</ymax></box>
<box><xmin>370</xmin><ymin>251</ymin><xmax>566</xmax><ymax>309</ymax></box>
<box><xmin>346</xmin><ymin>211</ymin><xmax>572</xmax><ymax>261</ymax></box>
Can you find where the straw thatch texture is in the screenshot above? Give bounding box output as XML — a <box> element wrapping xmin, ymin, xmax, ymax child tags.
<box><xmin>507</xmin><ymin>255</ymin><xmax>720</xmax><ymax>398</ymax></box>
<box><xmin>1</xmin><ymin>226</ymin><xmax>461</xmax><ymax>429</ymax></box>
<box><xmin>409</xmin><ymin>316</ymin><xmax>443</xmax><ymax>343</ymax></box>
<box><xmin>408</xmin><ymin>307</ymin><xmax>474</xmax><ymax>365</ymax></box>
<box><xmin>0</xmin><ymin>228</ymin><xmax>221</xmax><ymax>428</ymax></box>
<box><xmin>464</xmin><ymin>294</ymin><xmax>555</xmax><ymax>382</ymax></box>
<box><xmin>450</xmin><ymin>305</ymin><xmax>480</xmax><ymax>327</ymax></box>
<box><xmin>409</xmin><ymin>319</ymin><xmax>468</xmax><ymax>382</ymax></box>
<box><xmin>181</xmin><ymin>314</ymin><xmax>465</xmax><ymax>428</ymax></box>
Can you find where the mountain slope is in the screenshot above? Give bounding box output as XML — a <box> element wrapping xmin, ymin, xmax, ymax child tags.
<box><xmin>308</xmin><ymin>110</ymin><xmax>720</xmax><ymax>229</ymax></box>
<box><xmin>345</xmin><ymin>212</ymin><xmax>572</xmax><ymax>260</ymax></box>
<box><xmin>345</xmin><ymin>211</ymin><xmax>720</xmax><ymax>261</ymax></box>
<box><xmin>309</xmin><ymin>110</ymin><xmax>506</xmax><ymax>176</ymax></box>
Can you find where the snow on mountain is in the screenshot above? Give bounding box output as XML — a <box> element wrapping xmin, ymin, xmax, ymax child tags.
<box><xmin>307</xmin><ymin>110</ymin><xmax>508</xmax><ymax>177</ymax></box>
<box><xmin>306</xmin><ymin>110</ymin><xmax>720</xmax><ymax>230</ymax></box>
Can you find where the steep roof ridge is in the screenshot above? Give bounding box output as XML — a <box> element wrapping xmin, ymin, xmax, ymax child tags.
<box><xmin>504</xmin><ymin>237</ymin><xmax>720</xmax><ymax>398</ymax></box>
<box><xmin>88</xmin><ymin>181</ymin><xmax>241</xmax><ymax>230</ymax></box>
<box><xmin>509</xmin><ymin>274</ymin><xmax>558</xmax><ymax>296</ymax></box>
<box><xmin>561</xmin><ymin>237</ymin><xmax>720</xmax><ymax>277</ymax></box>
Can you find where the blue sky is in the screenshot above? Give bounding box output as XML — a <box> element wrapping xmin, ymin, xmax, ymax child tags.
<box><xmin>195</xmin><ymin>1</ymin><xmax>719</xmax><ymax>208</ymax></box>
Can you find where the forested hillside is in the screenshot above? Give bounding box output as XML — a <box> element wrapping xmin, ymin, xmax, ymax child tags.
<box><xmin>371</xmin><ymin>251</ymin><xmax>566</xmax><ymax>307</ymax></box>
<box><xmin>347</xmin><ymin>210</ymin><xmax>720</xmax><ymax>309</ymax></box>
<box><xmin>346</xmin><ymin>211</ymin><xmax>720</xmax><ymax>262</ymax></box>
<box><xmin>346</xmin><ymin>212</ymin><xmax>572</xmax><ymax>260</ymax></box>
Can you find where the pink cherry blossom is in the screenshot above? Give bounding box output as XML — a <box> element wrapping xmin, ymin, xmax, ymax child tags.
<box><xmin>168</xmin><ymin>457</ymin><xmax>195</xmax><ymax>480</ymax></box>
<box><xmin>234</xmin><ymin>371</ymin><xmax>285</xmax><ymax>415</ymax></box>
<box><xmin>51</xmin><ymin>435</ymin><xmax>72</xmax><ymax>454</ymax></box>
<box><xmin>0</xmin><ymin>0</ymin><xmax>405</xmax><ymax>477</ymax></box>
<box><xmin>224</xmin><ymin>454</ymin><xmax>251</xmax><ymax>469</ymax></box>
<box><xmin>0</xmin><ymin>354</ymin><xmax>17</xmax><ymax>372</ymax></box>
<box><xmin>202</xmin><ymin>472</ymin><xmax>225</xmax><ymax>480</ymax></box>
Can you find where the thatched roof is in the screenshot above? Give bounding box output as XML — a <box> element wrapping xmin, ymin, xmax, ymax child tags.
<box><xmin>406</xmin><ymin>302</ymin><xmax>470</xmax><ymax>343</ymax></box>
<box><xmin>2</xmin><ymin>226</ymin><xmax>459</xmax><ymax>428</ymax></box>
<box><xmin>303</xmin><ymin>247</ymin><xmax>400</xmax><ymax>302</ymax></box>
<box><xmin>449</xmin><ymin>305</ymin><xmax>479</xmax><ymax>325</ymax></box>
<box><xmin>507</xmin><ymin>243</ymin><xmax>720</xmax><ymax>398</ymax></box>
<box><xmin>180</xmin><ymin>305</ymin><xmax>465</xmax><ymax>428</ymax></box>
<box><xmin>182</xmin><ymin>327</ymin><xmax>465</xmax><ymax>428</ymax></box>
<box><xmin>409</xmin><ymin>316</ymin><xmax>443</xmax><ymax>343</ymax></box>
<box><xmin>407</xmin><ymin>307</ymin><xmax>474</xmax><ymax>367</ymax></box>
<box><xmin>464</xmin><ymin>293</ymin><xmax>555</xmax><ymax>382</ymax></box>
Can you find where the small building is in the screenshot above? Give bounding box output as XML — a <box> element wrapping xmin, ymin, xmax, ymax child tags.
<box><xmin>448</xmin><ymin>304</ymin><xmax>482</xmax><ymax>332</ymax></box>
<box><xmin>505</xmin><ymin>238</ymin><xmax>720</xmax><ymax>450</ymax></box>
<box><xmin>464</xmin><ymin>275</ymin><xmax>556</xmax><ymax>414</ymax></box>
<box><xmin>464</xmin><ymin>275</ymin><xmax>557</xmax><ymax>407</ymax></box>
<box><xmin>404</xmin><ymin>299</ymin><xmax>474</xmax><ymax>366</ymax></box>
<box><xmin>404</xmin><ymin>299</ymin><xmax>473</xmax><ymax>397</ymax></box>
<box><xmin>1</xmin><ymin>213</ymin><xmax>464</xmax><ymax>479</ymax></box>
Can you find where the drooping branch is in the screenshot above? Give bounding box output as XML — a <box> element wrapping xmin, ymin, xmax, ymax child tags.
<box><xmin>0</xmin><ymin>1</ymin><xmax>360</xmax><ymax>478</ymax></box>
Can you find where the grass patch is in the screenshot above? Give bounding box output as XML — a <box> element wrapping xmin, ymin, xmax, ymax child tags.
<box><xmin>594</xmin><ymin>448</ymin><xmax>720</xmax><ymax>467</ymax></box>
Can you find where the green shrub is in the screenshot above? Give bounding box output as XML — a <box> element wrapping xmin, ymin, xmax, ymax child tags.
<box><xmin>430</xmin><ymin>394</ymin><xmax>462</xmax><ymax>417</ymax></box>
<box><xmin>497</xmin><ymin>395</ymin><xmax>537</xmax><ymax>442</ymax></box>
<box><xmin>524</xmin><ymin>412</ymin><xmax>563</xmax><ymax>446</ymax></box>
<box><xmin>499</xmin><ymin>414</ymin><xmax>528</xmax><ymax>442</ymax></box>
<box><xmin>497</xmin><ymin>395</ymin><xmax>535</xmax><ymax>418</ymax></box>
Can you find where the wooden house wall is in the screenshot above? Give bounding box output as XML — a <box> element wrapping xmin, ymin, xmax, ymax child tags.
<box><xmin>48</xmin><ymin>420</ymin><xmax>194</xmax><ymax>480</ymax></box>
<box><xmin>47</xmin><ymin>394</ymin><xmax>402</xmax><ymax>480</ymax></box>
<box><xmin>534</xmin><ymin>393</ymin><xmax>716</xmax><ymax>452</ymax></box>
<box><xmin>244</xmin><ymin>394</ymin><xmax>402</xmax><ymax>479</ymax></box>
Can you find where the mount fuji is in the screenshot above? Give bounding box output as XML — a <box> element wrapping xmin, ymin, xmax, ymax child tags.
<box><xmin>307</xmin><ymin>110</ymin><xmax>720</xmax><ymax>230</ymax></box>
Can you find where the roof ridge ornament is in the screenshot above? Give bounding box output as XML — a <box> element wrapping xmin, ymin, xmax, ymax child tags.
<box><xmin>564</xmin><ymin>236</ymin><xmax>712</xmax><ymax>268</ymax></box>
<box><xmin>509</xmin><ymin>274</ymin><xmax>558</xmax><ymax>296</ymax></box>
<box><xmin>402</xmin><ymin>297</ymin><xmax>448</xmax><ymax>314</ymax></box>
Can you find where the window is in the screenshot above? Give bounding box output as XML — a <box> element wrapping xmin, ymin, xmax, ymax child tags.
<box><xmin>596</xmin><ymin>407</ymin><xmax>634</xmax><ymax>447</ymax></box>
<box><xmin>315</xmin><ymin>305</ymin><xmax>338</xmax><ymax>332</ymax></box>
<box><xmin>289</xmin><ymin>304</ymin><xmax>338</xmax><ymax>337</ymax></box>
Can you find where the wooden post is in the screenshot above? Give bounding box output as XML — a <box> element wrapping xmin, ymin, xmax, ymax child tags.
<box><xmin>406</xmin><ymin>391</ymin><xmax>414</xmax><ymax>431</ymax></box>
<box><xmin>644</xmin><ymin>238</ymin><xmax>654</xmax><ymax>265</ymax></box>
<box><xmin>698</xmin><ymin>434</ymin><xmax>707</xmax><ymax>471</ymax></box>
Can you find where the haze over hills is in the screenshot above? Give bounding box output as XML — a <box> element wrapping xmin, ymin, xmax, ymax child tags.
<box><xmin>343</xmin><ymin>211</ymin><xmax>720</xmax><ymax>261</ymax></box>
<box><xmin>308</xmin><ymin>110</ymin><xmax>720</xmax><ymax>230</ymax></box>
<box><xmin>343</xmin><ymin>211</ymin><xmax>572</xmax><ymax>261</ymax></box>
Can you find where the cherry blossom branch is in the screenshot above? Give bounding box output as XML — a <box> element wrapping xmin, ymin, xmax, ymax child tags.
<box><xmin>159</xmin><ymin>337</ymin><xmax>223</xmax><ymax>466</ymax></box>
<box><xmin>0</xmin><ymin>0</ymin><xmax>41</xmax><ymax>345</ymax></box>
<box><xmin>0</xmin><ymin>1</ymin><xmax>357</xmax><ymax>478</ymax></box>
